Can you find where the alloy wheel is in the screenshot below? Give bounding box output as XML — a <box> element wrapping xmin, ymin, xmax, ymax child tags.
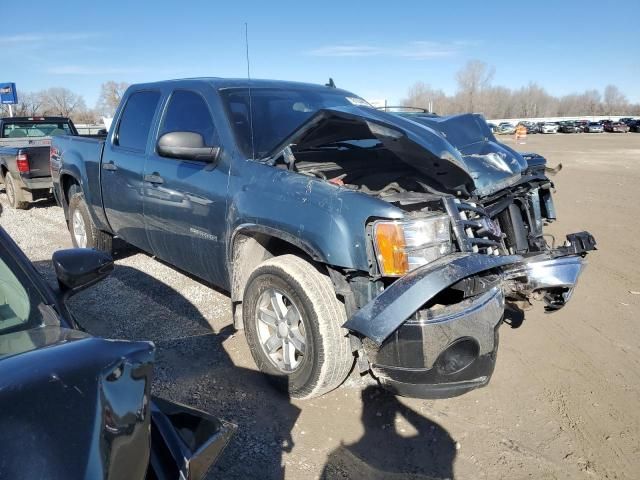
<box><xmin>72</xmin><ymin>210</ymin><xmax>88</xmax><ymax>248</ymax></box>
<box><xmin>255</xmin><ymin>288</ymin><xmax>307</xmax><ymax>372</ymax></box>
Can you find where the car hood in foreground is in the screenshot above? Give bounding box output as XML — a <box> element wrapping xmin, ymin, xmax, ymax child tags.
<box><xmin>0</xmin><ymin>327</ymin><xmax>155</xmax><ymax>480</ymax></box>
<box><xmin>0</xmin><ymin>326</ymin><xmax>235</xmax><ymax>480</ymax></box>
<box><xmin>265</xmin><ymin>106</ymin><xmax>529</xmax><ymax>197</ymax></box>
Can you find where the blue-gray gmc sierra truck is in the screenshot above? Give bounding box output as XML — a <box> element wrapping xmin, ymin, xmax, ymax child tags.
<box><xmin>50</xmin><ymin>78</ymin><xmax>596</xmax><ymax>399</ymax></box>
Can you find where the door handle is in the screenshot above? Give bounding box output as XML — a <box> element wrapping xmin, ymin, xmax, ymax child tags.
<box><xmin>103</xmin><ymin>161</ymin><xmax>118</xmax><ymax>171</ymax></box>
<box><xmin>144</xmin><ymin>173</ymin><xmax>164</xmax><ymax>185</ymax></box>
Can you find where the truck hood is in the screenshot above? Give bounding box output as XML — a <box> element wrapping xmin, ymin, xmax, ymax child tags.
<box><xmin>265</xmin><ymin>106</ymin><xmax>528</xmax><ymax>197</ymax></box>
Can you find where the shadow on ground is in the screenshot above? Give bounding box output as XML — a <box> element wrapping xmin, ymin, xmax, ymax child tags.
<box><xmin>321</xmin><ymin>386</ymin><xmax>456</xmax><ymax>479</ymax></box>
<box><xmin>32</xmin><ymin>257</ymin><xmax>456</xmax><ymax>479</ymax></box>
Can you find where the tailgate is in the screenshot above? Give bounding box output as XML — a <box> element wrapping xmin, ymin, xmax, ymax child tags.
<box><xmin>20</xmin><ymin>141</ymin><xmax>52</xmax><ymax>178</ymax></box>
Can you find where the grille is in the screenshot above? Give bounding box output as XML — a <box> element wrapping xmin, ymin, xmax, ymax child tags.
<box><xmin>443</xmin><ymin>198</ymin><xmax>504</xmax><ymax>255</ymax></box>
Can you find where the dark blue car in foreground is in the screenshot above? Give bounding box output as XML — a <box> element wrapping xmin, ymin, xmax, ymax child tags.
<box><xmin>51</xmin><ymin>78</ymin><xmax>596</xmax><ymax>400</ymax></box>
<box><xmin>0</xmin><ymin>216</ymin><xmax>234</xmax><ymax>479</ymax></box>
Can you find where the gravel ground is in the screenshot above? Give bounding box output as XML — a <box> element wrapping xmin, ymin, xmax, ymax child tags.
<box><xmin>1</xmin><ymin>132</ymin><xmax>639</xmax><ymax>479</ymax></box>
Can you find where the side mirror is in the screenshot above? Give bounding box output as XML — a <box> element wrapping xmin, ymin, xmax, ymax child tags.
<box><xmin>157</xmin><ymin>132</ymin><xmax>220</xmax><ymax>162</ymax></box>
<box><xmin>52</xmin><ymin>249</ymin><xmax>114</xmax><ymax>298</ymax></box>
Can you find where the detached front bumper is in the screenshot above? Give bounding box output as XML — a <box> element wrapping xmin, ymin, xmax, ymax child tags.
<box><xmin>344</xmin><ymin>232</ymin><xmax>595</xmax><ymax>399</ymax></box>
<box><xmin>364</xmin><ymin>286</ymin><xmax>504</xmax><ymax>398</ymax></box>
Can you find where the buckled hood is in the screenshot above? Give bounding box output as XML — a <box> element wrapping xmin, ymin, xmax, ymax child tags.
<box><xmin>265</xmin><ymin>106</ymin><xmax>528</xmax><ymax>197</ymax></box>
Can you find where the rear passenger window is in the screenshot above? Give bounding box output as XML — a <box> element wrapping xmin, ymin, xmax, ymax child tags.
<box><xmin>160</xmin><ymin>90</ymin><xmax>216</xmax><ymax>146</ymax></box>
<box><xmin>116</xmin><ymin>91</ymin><xmax>161</xmax><ymax>152</ymax></box>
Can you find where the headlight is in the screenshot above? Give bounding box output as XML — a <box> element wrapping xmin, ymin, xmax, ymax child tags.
<box><xmin>372</xmin><ymin>214</ymin><xmax>452</xmax><ymax>276</ymax></box>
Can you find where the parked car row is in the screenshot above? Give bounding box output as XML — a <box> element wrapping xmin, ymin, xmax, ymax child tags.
<box><xmin>489</xmin><ymin>118</ymin><xmax>639</xmax><ymax>134</ymax></box>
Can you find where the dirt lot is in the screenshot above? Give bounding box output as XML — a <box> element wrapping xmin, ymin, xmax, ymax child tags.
<box><xmin>1</xmin><ymin>133</ymin><xmax>639</xmax><ymax>479</ymax></box>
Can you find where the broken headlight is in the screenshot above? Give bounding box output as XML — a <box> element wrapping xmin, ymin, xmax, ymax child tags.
<box><xmin>373</xmin><ymin>214</ymin><xmax>452</xmax><ymax>276</ymax></box>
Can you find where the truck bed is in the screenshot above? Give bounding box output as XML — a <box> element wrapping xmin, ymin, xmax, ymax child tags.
<box><xmin>50</xmin><ymin>135</ymin><xmax>105</xmax><ymax>194</ymax></box>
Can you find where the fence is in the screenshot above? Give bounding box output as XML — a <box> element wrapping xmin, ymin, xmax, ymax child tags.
<box><xmin>75</xmin><ymin>124</ymin><xmax>106</xmax><ymax>135</ymax></box>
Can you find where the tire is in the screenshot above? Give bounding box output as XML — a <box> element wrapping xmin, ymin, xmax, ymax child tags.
<box><xmin>242</xmin><ymin>254</ymin><xmax>353</xmax><ymax>399</ymax></box>
<box><xmin>3</xmin><ymin>173</ymin><xmax>28</xmax><ymax>210</ymax></box>
<box><xmin>67</xmin><ymin>185</ymin><xmax>112</xmax><ymax>252</ymax></box>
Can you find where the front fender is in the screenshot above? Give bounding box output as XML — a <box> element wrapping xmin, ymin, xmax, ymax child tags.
<box><xmin>229</xmin><ymin>223</ymin><xmax>325</xmax><ymax>264</ymax></box>
<box><xmin>228</xmin><ymin>159</ymin><xmax>402</xmax><ymax>271</ymax></box>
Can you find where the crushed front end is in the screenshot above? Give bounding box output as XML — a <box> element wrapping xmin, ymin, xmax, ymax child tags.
<box><xmin>269</xmin><ymin>106</ymin><xmax>596</xmax><ymax>398</ymax></box>
<box><xmin>343</xmin><ymin>152</ymin><xmax>596</xmax><ymax>399</ymax></box>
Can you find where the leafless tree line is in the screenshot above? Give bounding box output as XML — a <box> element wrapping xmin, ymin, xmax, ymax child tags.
<box><xmin>0</xmin><ymin>81</ymin><xmax>129</xmax><ymax>123</ymax></box>
<box><xmin>1</xmin><ymin>67</ymin><xmax>636</xmax><ymax>122</ymax></box>
<box><xmin>403</xmin><ymin>60</ymin><xmax>639</xmax><ymax>119</ymax></box>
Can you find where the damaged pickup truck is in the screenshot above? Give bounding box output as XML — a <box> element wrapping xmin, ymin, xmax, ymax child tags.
<box><xmin>51</xmin><ymin>79</ymin><xmax>596</xmax><ymax>399</ymax></box>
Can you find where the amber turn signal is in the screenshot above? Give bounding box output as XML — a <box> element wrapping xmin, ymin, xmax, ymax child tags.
<box><xmin>373</xmin><ymin>222</ymin><xmax>409</xmax><ymax>276</ymax></box>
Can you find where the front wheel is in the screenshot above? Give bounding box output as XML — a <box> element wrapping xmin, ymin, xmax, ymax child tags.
<box><xmin>67</xmin><ymin>185</ymin><xmax>112</xmax><ymax>252</ymax></box>
<box><xmin>242</xmin><ymin>255</ymin><xmax>353</xmax><ymax>399</ymax></box>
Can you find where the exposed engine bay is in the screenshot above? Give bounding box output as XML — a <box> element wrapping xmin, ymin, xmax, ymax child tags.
<box><xmin>272</xmin><ymin>114</ymin><xmax>595</xmax><ymax>316</ymax></box>
<box><xmin>293</xmin><ymin>142</ymin><xmax>440</xmax><ymax>201</ymax></box>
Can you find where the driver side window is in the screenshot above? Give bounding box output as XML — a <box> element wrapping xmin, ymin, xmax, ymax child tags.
<box><xmin>160</xmin><ymin>90</ymin><xmax>217</xmax><ymax>147</ymax></box>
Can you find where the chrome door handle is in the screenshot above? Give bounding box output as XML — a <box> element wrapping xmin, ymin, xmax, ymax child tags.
<box><xmin>103</xmin><ymin>161</ymin><xmax>118</xmax><ymax>171</ymax></box>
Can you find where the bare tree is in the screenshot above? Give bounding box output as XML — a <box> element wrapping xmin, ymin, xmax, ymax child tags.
<box><xmin>402</xmin><ymin>82</ymin><xmax>448</xmax><ymax>113</ymax></box>
<box><xmin>41</xmin><ymin>87</ymin><xmax>86</xmax><ymax>117</ymax></box>
<box><xmin>403</xmin><ymin>62</ymin><xmax>639</xmax><ymax>119</ymax></box>
<box><xmin>15</xmin><ymin>91</ymin><xmax>45</xmax><ymax>117</ymax></box>
<box><xmin>483</xmin><ymin>86</ymin><xmax>514</xmax><ymax>119</ymax></box>
<box><xmin>96</xmin><ymin>81</ymin><xmax>129</xmax><ymax>116</ymax></box>
<box><xmin>581</xmin><ymin>89</ymin><xmax>602</xmax><ymax>116</ymax></box>
<box><xmin>455</xmin><ymin>60</ymin><xmax>495</xmax><ymax>113</ymax></box>
<box><xmin>603</xmin><ymin>85</ymin><xmax>628</xmax><ymax>115</ymax></box>
<box><xmin>73</xmin><ymin>108</ymin><xmax>100</xmax><ymax>124</ymax></box>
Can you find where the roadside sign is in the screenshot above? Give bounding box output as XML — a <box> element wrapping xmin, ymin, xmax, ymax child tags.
<box><xmin>0</xmin><ymin>83</ymin><xmax>18</xmax><ymax>104</ymax></box>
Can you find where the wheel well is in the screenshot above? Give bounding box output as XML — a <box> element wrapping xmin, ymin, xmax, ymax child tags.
<box><xmin>230</xmin><ymin>232</ymin><xmax>317</xmax><ymax>303</ymax></box>
<box><xmin>0</xmin><ymin>165</ymin><xmax>7</xmax><ymax>179</ymax></box>
<box><xmin>61</xmin><ymin>174</ymin><xmax>79</xmax><ymax>205</ymax></box>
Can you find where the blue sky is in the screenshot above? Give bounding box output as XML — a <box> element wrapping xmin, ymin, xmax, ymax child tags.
<box><xmin>1</xmin><ymin>0</ymin><xmax>638</xmax><ymax>106</ymax></box>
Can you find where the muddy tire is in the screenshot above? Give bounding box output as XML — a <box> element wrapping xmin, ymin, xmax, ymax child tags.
<box><xmin>67</xmin><ymin>185</ymin><xmax>112</xmax><ymax>252</ymax></box>
<box><xmin>3</xmin><ymin>173</ymin><xmax>28</xmax><ymax>210</ymax></box>
<box><xmin>242</xmin><ymin>254</ymin><xmax>353</xmax><ymax>399</ymax></box>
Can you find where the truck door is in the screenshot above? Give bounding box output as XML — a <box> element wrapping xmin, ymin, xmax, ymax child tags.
<box><xmin>101</xmin><ymin>90</ymin><xmax>161</xmax><ymax>252</ymax></box>
<box><xmin>143</xmin><ymin>89</ymin><xmax>229</xmax><ymax>287</ymax></box>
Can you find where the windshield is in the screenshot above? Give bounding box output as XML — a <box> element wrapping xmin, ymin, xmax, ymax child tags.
<box><xmin>2</xmin><ymin>121</ymin><xmax>73</xmax><ymax>138</ymax></box>
<box><xmin>220</xmin><ymin>87</ymin><xmax>369</xmax><ymax>158</ymax></box>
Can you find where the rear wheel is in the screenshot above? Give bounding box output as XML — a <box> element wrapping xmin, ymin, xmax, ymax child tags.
<box><xmin>3</xmin><ymin>173</ymin><xmax>28</xmax><ymax>210</ymax></box>
<box><xmin>67</xmin><ymin>185</ymin><xmax>112</xmax><ymax>252</ymax></box>
<box><xmin>242</xmin><ymin>254</ymin><xmax>353</xmax><ymax>399</ymax></box>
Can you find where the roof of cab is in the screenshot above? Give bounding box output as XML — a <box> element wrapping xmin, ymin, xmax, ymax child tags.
<box><xmin>127</xmin><ymin>77</ymin><xmax>356</xmax><ymax>95</ymax></box>
<box><xmin>1</xmin><ymin>116</ymin><xmax>71</xmax><ymax>122</ymax></box>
